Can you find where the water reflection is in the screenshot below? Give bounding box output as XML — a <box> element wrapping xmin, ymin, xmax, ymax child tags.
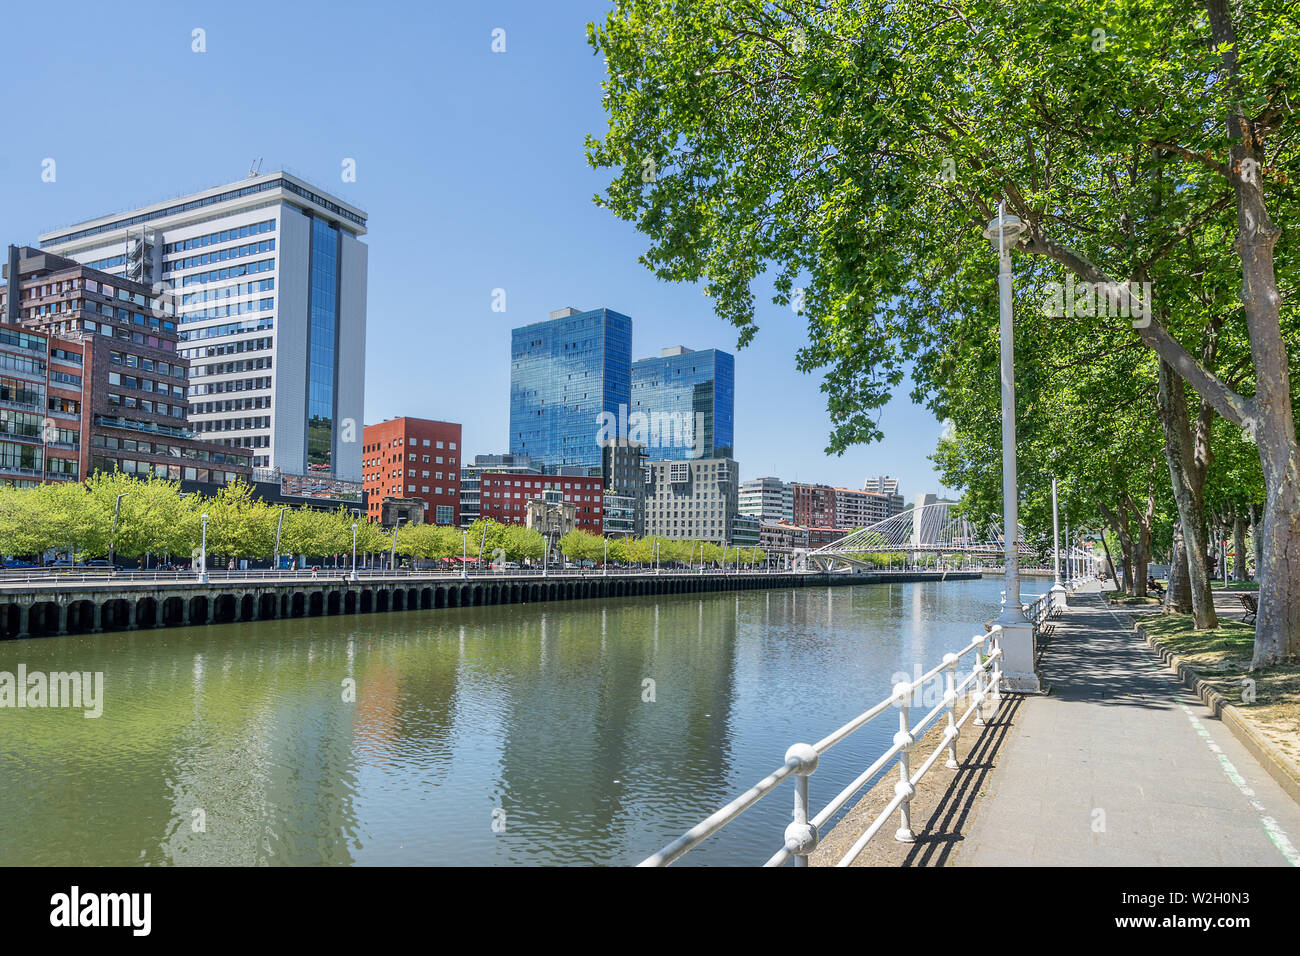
<box><xmin>0</xmin><ymin>578</ymin><xmax>1005</xmax><ymax>866</ymax></box>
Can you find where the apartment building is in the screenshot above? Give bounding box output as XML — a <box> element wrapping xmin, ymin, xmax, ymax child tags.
<box><xmin>642</xmin><ymin>457</ymin><xmax>740</xmax><ymax>545</ymax></box>
<box><xmin>1</xmin><ymin>246</ymin><xmax>251</xmax><ymax>489</ymax></box>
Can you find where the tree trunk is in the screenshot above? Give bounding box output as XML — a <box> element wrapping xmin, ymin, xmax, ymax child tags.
<box><xmin>1119</xmin><ymin>536</ymin><xmax>1135</xmax><ymax>596</ymax></box>
<box><xmin>1128</xmin><ymin>511</ymin><xmax>1150</xmax><ymax>599</ymax></box>
<box><xmin>1206</xmin><ymin>0</ymin><xmax>1300</xmax><ymax>665</ymax></box>
<box><xmin>1123</xmin><ymin>488</ymin><xmax>1156</xmax><ymax>601</ymax></box>
<box><xmin>1099</xmin><ymin>531</ymin><xmax>1119</xmax><ymax>588</ymax></box>
<box><xmin>1099</xmin><ymin>502</ymin><xmax>1135</xmax><ymax>594</ymax></box>
<box><xmin>1165</xmin><ymin>521</ymin><xmax>1194</xmax><ymax>614</ymax></box>
<box><xmin>1233</xmin><ymin>513</ymin><xmax>1248</xmax><ymax>582</ymax></box>
<box><xmin>1253</xmin><ymin>471</ymin><xmax>1300</xmax><ymax>664</ymax></box>
<box><xmin>1156</xmin><ymin>360</ymin><xmax>1219</xmax><ymax>628</ymax></box>
<box><xmin>1251</xmin><ymin>503</ymin><xmax>1263</xmax><ymax>583</ymax></box>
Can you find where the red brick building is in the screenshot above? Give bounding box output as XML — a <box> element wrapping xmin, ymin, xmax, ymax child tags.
<box><xmin>478</xmin><ymin>472</ymin><xmax>604</xmax><ymax>533</ymax></box>
<box><xmin>362</xmin><ymin>417</ymin><xmax>462</xmax><ymax>525</ymax></box>
<box><xmin>792</xmin><ymin>483</ymin><xmax>836</xmax><ymax>528</ymax></box>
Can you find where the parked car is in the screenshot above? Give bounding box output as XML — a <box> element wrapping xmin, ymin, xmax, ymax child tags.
<box><xmin>2</xmin><ymin>559</ymin><xmax>36</xmax><ymax>569</ymax></box>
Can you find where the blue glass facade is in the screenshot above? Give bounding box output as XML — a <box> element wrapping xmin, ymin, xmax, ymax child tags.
<box><xmin>306</xmin><ymin>215</ymin><xmax>340</xmax><ymax>472</ymax></box>
<box><xmin>509</xmin><ymin>309</ymin><xmax>632</xmax><ymax>471</ymax></box>
<box><xmin>631</xmin><ymin>348</ymin><xmax>735</xmax><ymax>460</ymax></box>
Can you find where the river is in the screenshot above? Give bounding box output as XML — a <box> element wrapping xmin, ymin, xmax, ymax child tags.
<box><xmin>0</xmin><ymin>576</ymin><xmax>1015</xmax><ymax>865</ymax></box>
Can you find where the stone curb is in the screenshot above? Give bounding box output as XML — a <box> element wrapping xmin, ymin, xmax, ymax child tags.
<box><xmin>1132</xmin><ymin>620</ymin><xmax>1300</xmax><ymax>808</ymax></box>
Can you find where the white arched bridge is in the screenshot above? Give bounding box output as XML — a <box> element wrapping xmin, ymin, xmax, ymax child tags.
<box><xmin>806</xmin><ymin>500</ymin><xmax>1037</xmax><ymax>571</ymax></box>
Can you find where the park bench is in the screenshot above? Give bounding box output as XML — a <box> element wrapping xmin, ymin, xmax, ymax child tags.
<box><xmin>1238</xmin><ymin>593</ymin><xmax>1258</xmax><ymax>625</ymax></box>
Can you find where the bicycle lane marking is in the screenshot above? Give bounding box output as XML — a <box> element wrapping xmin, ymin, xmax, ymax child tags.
<box><xmin>1103</xmin><ymin>600</ymin><xmax>1300</xmax><ymax>867</ymax></box>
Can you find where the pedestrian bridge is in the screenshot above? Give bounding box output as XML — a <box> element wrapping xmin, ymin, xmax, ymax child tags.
<box><xmin>807</xmin><ymin>500</ymin><xmax>1036</xmax><ymax>571</ymax></box>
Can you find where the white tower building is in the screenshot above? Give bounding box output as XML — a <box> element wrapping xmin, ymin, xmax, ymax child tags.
<box><xmin>39</xmin><ymin>170</ymin><xmax>367</xmax><ymax>483</ymax></box>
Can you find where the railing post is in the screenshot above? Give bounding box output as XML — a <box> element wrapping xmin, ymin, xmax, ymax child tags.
<box><xmin>972</xmin><ymin>635</ymin><xmax>988</xmax><ymax>726</ymax></box>
<box><xmin>943</xmin><ymin>653</ymin><xmax>960</xmax><ymax>769</ymax></box>
<box><xmin>988</xmin><ymin>634</ymin><xmax>1003</xmax><ymax>707</ymax></box>
<box><xmin>784</xmin><ymin>743</ymin><xmax>819</xmax><ymax>867</ymax></box>
<box><xmin>893</xmin><ymin>682</ymin><xmax>916</xmax><ymax>842</ymax></box>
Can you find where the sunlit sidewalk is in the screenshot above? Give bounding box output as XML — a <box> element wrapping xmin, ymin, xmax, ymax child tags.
<box><xmin>957</xmin><ymin>581</ymin><xmax>1300</xmax><ymax>866</ymax></box>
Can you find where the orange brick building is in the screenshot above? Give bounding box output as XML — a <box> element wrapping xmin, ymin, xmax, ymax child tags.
<box><xmin>362</xmin><ymin>417</ymin><xmax>462</xmax><ymax>525</ymax></box>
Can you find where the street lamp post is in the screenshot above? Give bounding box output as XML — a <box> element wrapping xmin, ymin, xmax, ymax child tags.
<box><xmin>109</xmin><ymin>492</ymin><xmax>129</xmax><ymax>569</ymax></box>
<box><xmin>983</xmin><ymin>204</ymin><xmax>1038</xmax><ymax>693</ymax></box>
<box><xmin>350</xmin><ymin>522</ymin><xmax>359</xmax><ymax>582</ymax></box>
<box><xmin>273</xmin><ymin>506</ymin><xmax>286</xmax><ymax>571</ymax></box>
<box><xmin>198</xmin><ymin>513</ymin><xmax>209</xmax><ymax>584</ymax></box>
<box><xmin>1065</xmin><ymin>521</ymin><xmax>1071</xmax><ymax>586</ymax></box>
<box><xmin>390</xmin><ymin>518</ymin><xmax>404</xmax><ymax>572</ymax></box>
<box><xmin>603</xmin><ymin>537</ymin><xmax>608</xmax><ymax>577</ymax></box>
<box><xmin>1050</xmin><ymin>476</ymin><xmax>1067</xmax><ymax>610</ymax></box>
<box><xmin>462</xmin><ymin>530</ymin><xmax>469</xmax><ymax>581</ymax></box>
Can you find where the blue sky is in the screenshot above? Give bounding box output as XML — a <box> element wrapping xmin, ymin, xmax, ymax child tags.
<box><xmin>0</xmin><ymin>0</ymin><xmax>949</xmax><ymax>500</ymax></box>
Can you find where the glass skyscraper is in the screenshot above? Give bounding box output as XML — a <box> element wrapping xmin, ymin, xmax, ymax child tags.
<box><xmin>306</xmin><ymin>215</ymin><xmax>340</xmax><ymax>472</ymax></box>
<box><xmin>509</xmin><ymin>307</ymin><xmax>632</xmax><ymax>471</ymax></box>
<box><xmin>631</xmin><ymin>346</ymin><xmax>734</xmax><ymax>460</ymax></box>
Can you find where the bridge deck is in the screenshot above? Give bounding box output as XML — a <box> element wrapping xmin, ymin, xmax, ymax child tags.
<box><xmin>957</xmin><ymin>581</ymin><xmax>1300</xmax><ymax>866</ymax></box>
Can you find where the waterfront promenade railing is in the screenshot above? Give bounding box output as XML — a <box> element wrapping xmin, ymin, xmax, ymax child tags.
<box><xmin>0</xmin><ymin>565</ymin><xmax>979</xmax><ymax>588</ymax></box>
<box><xmin>639</xmin><ymin>628</ymin><xmax>1005</xmax><ymax>867</ymax></box>
<box><xmin>1024</xmin><ymin>592</ymin><xmax>1052</xmax><ymax>630</ymax></box>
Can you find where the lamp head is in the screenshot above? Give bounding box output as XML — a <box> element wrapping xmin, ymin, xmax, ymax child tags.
<box><xmin>982</xmin><ymin>212</ymin><xmax>1027</xmax><ymax>252</ymax></box>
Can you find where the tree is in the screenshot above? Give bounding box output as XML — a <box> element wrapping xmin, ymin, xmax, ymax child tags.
<box><xmin>0</xmin><ymin>484</ymin><xmax>47</xmax><ymax>558</ymax></box>
<box><xmin>85</xmin><ymin>472</ymin><xmax>193</xmax><ymax>563</ymax></box>
<box><xmin>502</xmin><ymin>524</ymin><xmax>544</xmax><ymax>563</ymax></box>
<box><xmin>588</xmin><ymin>0</ymin><xmax>1300</xmax><ymax>665</ymax></box>
<box><xmin>33</xmin><ymin>481</ymin><xmax>104</xmax><ymax>561</ymax></box>
<box><xmin>356</xmin><ymin>518</ymin><xmax>390</xmax><ymax>567</ymax></box>
<box><xmin>204</xmin><ymin>479</ymin><xmax>276</xmax><ymax>561</ymax></box>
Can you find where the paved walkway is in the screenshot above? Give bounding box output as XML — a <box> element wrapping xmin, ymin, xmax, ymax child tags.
<box><xmin>958</xmin><ymin>581</ymin><xmax>1300</xmax><ymax>866</ymax></box>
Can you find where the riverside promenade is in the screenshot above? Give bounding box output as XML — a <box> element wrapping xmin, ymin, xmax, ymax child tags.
<box><xmin>957</xmin><ymin>581</ymin><xmax>1300</xmax><ymax>866</ymax></box>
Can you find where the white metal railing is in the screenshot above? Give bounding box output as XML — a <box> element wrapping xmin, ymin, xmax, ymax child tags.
<box><xmin>0</xmin><ymin>565</ymin><xmax>985</xmax><ymax>589</ymax></box>
<box><xmin>0</xmin><ymin>566</ymin><xmax>805</xmax><ymax>588</ymax></box>
<box><xmin>639</xmin><ymin>629</ymin><xmax>1004</xmax><ymax>867</ymax></box>
<box><xmin>1023</xmin><ymin>592</ymin><xmax>1051</xmax><ymax>630</ymax></box>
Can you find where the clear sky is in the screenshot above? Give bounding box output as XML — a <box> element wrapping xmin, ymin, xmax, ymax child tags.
<box><xmin>0</xmin><ymin>0</ymin><xmax>950</xmax><ymax>500</ymax></box>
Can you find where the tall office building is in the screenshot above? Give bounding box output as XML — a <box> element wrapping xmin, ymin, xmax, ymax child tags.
<box><xmin>509</xmin><ymin>307</ymin><xmax>632</xmax><ymax>471</ymax></box>
<box><xmin>38</xmin><ymin>170</ymin><xmax>368</xmax><ymax>483</ymax></box>
<box><xmin>630</xmin><ymin>346</ymin><xmax>734</xmax><ymax>461</ymax></box>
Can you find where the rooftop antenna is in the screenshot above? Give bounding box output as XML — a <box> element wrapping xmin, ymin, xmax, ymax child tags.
<box><xmin>248</xmin><ymin>157</ymin><xmax>263</xmax><ymax>178</ymax></box>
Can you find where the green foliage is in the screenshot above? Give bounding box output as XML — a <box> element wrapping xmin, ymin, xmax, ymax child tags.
<box><xmin>587</xmin><ymin>0</ymin><xmax>1297</xmax><ymax>452</ymax></box>
<box><xmin>1</xmin><ymin>480</ymin><xmax>780</xmax><ymax>577</ymax></box>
